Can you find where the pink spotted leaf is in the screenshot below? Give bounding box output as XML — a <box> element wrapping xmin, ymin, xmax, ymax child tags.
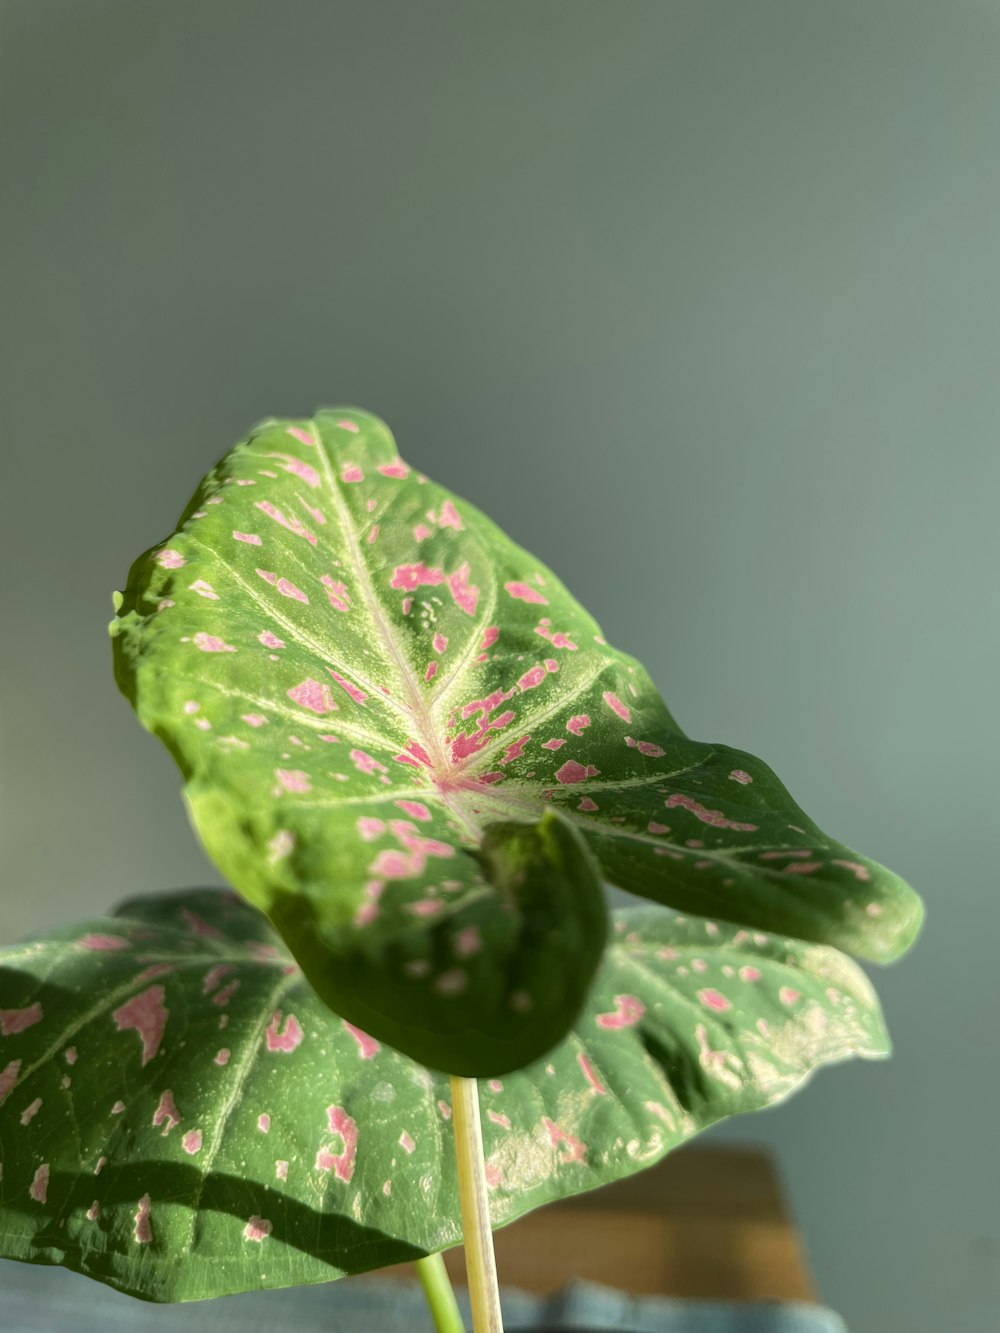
<box><xmin>110</xmin><ymin>408</ymin><xmax>922</xmax><ymax>1074</ymax></box>
<box><xmin>0</xmin><ymin>890</ymin><xmax>888</xmax><ymax>1301</ymax></box>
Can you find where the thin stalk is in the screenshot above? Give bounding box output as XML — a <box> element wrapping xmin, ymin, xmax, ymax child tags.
<box><xmin>415</xmin><ymin>1252</ymin><xmax>465</xmax><ymax>1333</ymax></box>
<box><xmin>450</xmin><ymin>1074</ymin><xmax>504</xmax><ymax>1333</ymax></box>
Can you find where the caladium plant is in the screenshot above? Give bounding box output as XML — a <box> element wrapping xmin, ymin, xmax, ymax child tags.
<box><xmin>0</xmin><ymin>408</ymin><xmax>922</xmax><ymax>1332</ymax></box>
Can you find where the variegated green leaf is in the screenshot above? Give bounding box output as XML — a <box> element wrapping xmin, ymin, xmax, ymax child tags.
<box><xmin>110</xmin><ymin>408</ymin><xmax>922</xmax><ymax>1074</ymax></box>
<box><xmin>0</xmin><ymin>890</ymin><xmax>887</xmax><ymax>1302</ymax></box>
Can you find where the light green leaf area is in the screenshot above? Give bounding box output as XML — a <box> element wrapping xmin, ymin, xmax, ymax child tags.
<box><xmin>0</xmin><ymin>891</ymin><xmax>887</xmax><ymax>1303</ymax></box>
<box><xmin>110</xmin><ymin>408</ymin><xmax>922</xmax><ymax>1074</ymax></box>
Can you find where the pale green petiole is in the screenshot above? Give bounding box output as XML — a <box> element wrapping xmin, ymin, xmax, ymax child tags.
<box><xmin>416</xmin><ymin>1251</ymin><xmax>466</xmax><ymax>1333</ymax></box>
<box><xmin>451</xmin><ymin>1074</ymin><xmax>504</xmax><ymax>1333</ymax></box>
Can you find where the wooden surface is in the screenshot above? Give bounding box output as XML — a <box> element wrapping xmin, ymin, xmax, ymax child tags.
<box><xmin>379</xmin><ymin>1145</ymin><xmax>817</xmax><ymax>1301</ymax></box>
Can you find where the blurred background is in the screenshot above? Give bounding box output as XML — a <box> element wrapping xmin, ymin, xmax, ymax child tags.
<box><xmin>1</xmin><ymin>3</ymin><xmax>996</xmax><ymax>1331</ymax></box>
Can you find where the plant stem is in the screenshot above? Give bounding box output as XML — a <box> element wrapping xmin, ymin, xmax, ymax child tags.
<box><xmin>416</xmin><ymin>1252</ymin><xmax>465</xmax><ymax>1333</ymax></box>
<box><xmin>450</xmin><ymin>1074</ymin><xmax>504</xmax><ymax>1333</ymax></box>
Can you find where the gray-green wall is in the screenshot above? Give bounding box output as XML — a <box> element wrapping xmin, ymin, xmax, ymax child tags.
<box><xmin>1</xmin><ymin>4</ymin><xmax>995</xmax><ymax>1331</ymax></box>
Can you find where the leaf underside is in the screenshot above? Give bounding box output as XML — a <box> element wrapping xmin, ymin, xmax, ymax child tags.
<box><xmin>0</xmin><ymin>890</ymin><xmax>888</xmax><ymax>1302</ymax></box>
<box><xmin>110</xmin><ymin>408</ymin><xmax>922</xmax><ymax>1074</ymax></box>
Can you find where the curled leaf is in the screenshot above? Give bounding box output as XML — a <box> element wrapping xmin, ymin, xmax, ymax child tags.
<box><xmin>111</xmin><ymin>409</ymin><xmax>922</xmax><ymax>1073</ymax></box>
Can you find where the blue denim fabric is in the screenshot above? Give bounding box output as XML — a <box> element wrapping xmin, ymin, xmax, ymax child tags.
<box><xmin>3</xmin><ymin>1263</ymin><xmax>848</xmax><ymax>1332</ymax></box>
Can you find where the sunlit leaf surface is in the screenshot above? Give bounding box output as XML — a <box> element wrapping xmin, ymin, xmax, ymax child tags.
<box><xmin>111</xmin><ymin>409</ymin><xmax>922</xmax><ymax>1073</ymax></box>
<box><xmin>0</xmin><ymin>891</ymin><xmax>887</xmax><ymax>1301</ymax></box>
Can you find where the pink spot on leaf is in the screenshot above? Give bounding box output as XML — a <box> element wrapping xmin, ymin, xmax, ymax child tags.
<box><xmin>566</xmin><ymin>715</ymin><xmax>591</xmax><ymax>735</ymax></box>
<box><xmin>603</xmin><ymin>691</ymin><xmax>631</xmax><ymax>722</ymax></box>
<box><xmin>183</xmin><ymin>1130</ymin><xmax>203</xmax><ymax>1154</ymax></box>
<box><xmin>134</xmin><ymin>1194</ymin><xmax>152</xmax><ymax>1243</ymax></box>
<box><xmin>391</xmin><ymin>561</ymin><xmax>444</xmax><ymax>592</ymax></box>
<box><xmin>276</xmin><ymin>768</ymin><xmax>311</xmax><ymax>793</ymax></box>
<box><xmin>596</xmin><ymin>994</ymin><xmax>645</xmax><ymax>1030</ymax></box>
<box><xmin>664</xmin><ymin>793</ymin><xmax>758</xmax><ymax>832</ymax></box>
<box><xmin>244</xmin><ymin>1215</ymin><xmax>272</xmax><ymax>1242</ymax></box>
<box><xmin>406</xmin><ymin>898</ymin><xmax>443</xmax><ymax>918</ymax></box>
<box><xmin>256</xmin><ymin>500</ymin><xmax>317</xmax><ymax>545</ymax></box>
<box><xmin>113</xmin><ymin>987</ymin><xmax>168</xmax><ymax>1066</ymax></box>
<box><xmin>577</xmin><ymin>1051</ymin><xmax>607</xmax><ymax>1095</ymax></box>
<box><xmin>3</xmin><ymin>1055</ymin><xmax>26</xmax><ymax>1098</ymax></box>
<box><xmin>0</xmin><ymin>1002</ymin><xmax>43</xmax><ymax>1034</ymax></box>
<box><xmin>698</xmin><ymin>989</ymin><xmax>732</xmax><ymax>1012</ymax></box>
<box><xmin>212</xmin><ymin>980</ymin><xmax>240</xmax><ymax>1007</ymax></box>
<box><xmin>316</xmin><ymin>1105</ymin><xmax>358</xmax><ymax>1182</ymax></box>
<box><xmin>504</xmin><ymin>581</ymin><xmax>548</xmax><ymax>605</ymax></box>
<box><xmin>454</xmin><ymin>925</ymin><xmax>482</xmax><ymax>958</ymax></box>
<box><xmin>534</xmin><ymin>620</ymin><xmax>578</xmax><ymax>650</ymax></box>
<box><xmin>500</xmin><ymin>735</ymin><xmax>530</xmax><ymax>765</ymax></box>
<box><xmin>542</xmin><ymin>1117</ymin><xmax>586</xmax><ymax>1164</ymax></box>
<box><xmin>343</xmin><ymin>1022</ymin><xmax>381</xmax><ymax>1058</ymax></box>
<box><xmin>833</xmin><ymin>859</ymin><xmax>871</xmax><ymax>881</ymax></box>
<box><xmin>517</xmin><ymin>665</ymin><xmax>548</xmax><ymax>691</ymax></box>
<box><xmin>356</xmin><ymin>816</ymin><xmax>387</xmax><ymax>843</ymax></box>
<box><xmin>448</xmin><ymin>562</ymin><xmax>479</xmax><ymax>615</ymax></box>
<box><xmin>29</xmin><ymin>1163</ymin><xmax>49</xmax><ymax>1203</ymax></box>
<box><xmin>329</xmin><ymin>669</ymin><xmax>367</xmax><ymax>705</ymax></box>
<box><xmin>625</xmin><ymin>736</ymin><xmax>665</xmax><ymax>757</ymax></box>
<box><xmin>265</xmin><ymin>1011</ymin><xmax>304</xmax><ymax>1053</ymax></box>
<box><xmin>437</xmin><ymin>499</ymin><xmax>463</xmax><ymax>529</ymax></box>
<box><xmin>152</xmin><ymin>1089</ymin><xmax>181</xmax><ymax>1134</ymax></box>
<box><xmin>256</xmin><ymin>569</ymin><xmax>309</xmax><ymax>602</ymax></box>
<box><xmin>202</xmin><ymin>964</ymin><xmax>234</xmax><ymax>996</ymax></box>
<box><xmin>555</xmin><ymin>760</ymin><xmax>599</xmax><ymax>784</ymax></box>
<box><xmin>270</xmin><ymin>452</ymin><xmax>320</xmax><ymax>487</ymax></box>
<box><xmin>350</xmin><ymin>748</ymin><xmax>387</xmax><ymax>776</ymax></box>
<box><xmin>320</xmin><ymin>575</ymin><xmax>352</xmax><ymax>612</ymax></box>
<box><xmin>288</xmin><ymin>678</ymin><xmax>336</xmax><ymax>714</ymax></box>
<box><xmin>20</xmin><ymin>1096</ymin><xmax>42</xmax><ymax>1125</ymax></box>
<box><xmin>193</xmin><ymin>632</ymin><xmax>236</xmax><ymax>653</ymax></box>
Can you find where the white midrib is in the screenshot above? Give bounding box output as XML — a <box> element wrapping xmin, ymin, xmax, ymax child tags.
<box><xmin>309</xmin><ymin>424</ymin><xmax>482</xmax><ymax>844</ymax></box>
